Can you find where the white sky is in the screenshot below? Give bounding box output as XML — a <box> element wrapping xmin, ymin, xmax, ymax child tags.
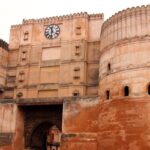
<box><xmin>0</xmin><ymin>0</ymin><xmax>150</xmax><ymax>42</ymax></box>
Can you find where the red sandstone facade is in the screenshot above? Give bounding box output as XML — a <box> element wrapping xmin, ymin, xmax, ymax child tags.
<box><xmin>1</xmin><ymin>5</ymin><xmax>150</xmax><ymax>150</ymax></box>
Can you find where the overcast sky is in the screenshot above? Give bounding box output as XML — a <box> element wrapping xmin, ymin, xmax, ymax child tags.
<box><xmin>0</xmin><ymin>0</ymin><xmax>150</xmax><ymax>42</ymax></box>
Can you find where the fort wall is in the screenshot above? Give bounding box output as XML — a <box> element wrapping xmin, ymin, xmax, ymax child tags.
<box><xmin>62</xmin><ymin>96</ymin><xmax>99</xmax><ymax>150</ymax></box>
<box><xmin>0</xmin><ymin>101</ymin><xmax>24</xmax><ymax>150</ymax></box>
<box><xmin>98</xmin><ymin>5</ymin><xmax>150</xmax><ymax>149</ymax></box>
<box><xmin>1</xmin><ymin>5</ymin><xmax>150</xmax><ymax>150</ymax></box>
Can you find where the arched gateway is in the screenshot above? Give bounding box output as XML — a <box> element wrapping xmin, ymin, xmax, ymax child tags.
<box><xmin>29</xmin><ymin>122</ymin><xmax>60</xmax><ymax>150</ymax></box>
<box><xmin>19</xmin><ymin>103</ymin><xmax>62</xmax><ymax>150</ymax></box>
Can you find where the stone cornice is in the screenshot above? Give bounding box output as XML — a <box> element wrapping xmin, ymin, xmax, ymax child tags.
<box><xmin>99</xmin><ymin>63</ymin><xmax>150</xmax><ymax>81</ymax></box>
<box><xmin>0</xmin><ymin>99</ymin><xmax>14</xmax><ymax>104</ymax></box>
<box><xmin>100</xmin><ymin>96</ymin><xmax>150</xmax><ymax>104</ymax></box>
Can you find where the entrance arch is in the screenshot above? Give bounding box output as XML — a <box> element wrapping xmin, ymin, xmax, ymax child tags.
<box><xmin>22</xmin><ymin>104</ymin><xmax>63</xmax><ymax>149</ymax></box>
<box><xmin>30</xmin><ymin>121</ymin><xmax>53</xmax><ymax>150</ymax></box>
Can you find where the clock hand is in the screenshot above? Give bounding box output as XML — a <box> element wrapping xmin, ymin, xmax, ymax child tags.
<box><xmin>49</xmin><ymin>27</ymin><xmax>53</xmax><ymax>38</ymax></box>
<box><xmin>50</xmin><ymin>27</ymin><xmax>53</xmax><ymax>34</ymax></box>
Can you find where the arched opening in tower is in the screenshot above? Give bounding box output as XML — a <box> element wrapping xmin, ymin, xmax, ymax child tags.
<box><xmin>124</xmin><ymin>86</ymin><xmax>129</xmax><ymax>96</ymax></box>
<box><xmin>30</xmin><ymin>122</ymin><xmax>61</xmax><ymax>150</ymax></box>
<box><xmin>148</xmin><ymin>84</ymin><xmax>150</xmax><ymax>95</ymax></box>
<box><xmin>30</xmin><ymin>121</ymin><xmax>51</xmax><ymax>150</ymax></box>
<box><xmin>106</xmin><ymin>90</ymin><xmax>110</xmax><ymax>100</ymax></box>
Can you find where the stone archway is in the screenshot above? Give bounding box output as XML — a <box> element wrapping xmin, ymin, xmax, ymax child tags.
<box><xmin>30</xmin><ymin>121</ymin><xmax>52</xmax><ymax>150</ymax></box>
<box><xmin>21</xmin><ymin>104</ymin><xmax>62</xmax><ymax>149</ymax></box>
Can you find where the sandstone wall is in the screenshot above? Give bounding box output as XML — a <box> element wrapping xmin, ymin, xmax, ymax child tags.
<box><xmin>0</xmin><ymin>102</ymin><xmax>24</xmax><ymax>150</ymax></box>
<box><xmin>6</xmin><ymin>13</ymin><xmax>103</xmax><ymax>99</ymax></box>
<box><xmin>99</xmin><ymin>5</ymin><xmax>150</xmax><ymax>100</ymax></box>
<box><xmin>0</xmin><ymin>40</ymin><xmax>8</xmax><ymax>99</ymax></box>
<box><xmin>62</xmin><ymin>96</ymin><xmax>99</xmax><ymax>150</ymax></box>
<box><xmin>98</xmin><ymin>5</ymin><xmax>150</xmax><ymax>149</ymax></box>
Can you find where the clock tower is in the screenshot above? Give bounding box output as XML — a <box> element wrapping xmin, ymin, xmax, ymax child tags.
<box><xmin>7</xmin><ymin>12</ymin><xmax>103</xmax><ymax>99</ymax></box>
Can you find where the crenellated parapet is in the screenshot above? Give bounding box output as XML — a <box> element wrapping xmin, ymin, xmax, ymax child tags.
<box><xmin>100</xmin><ymin>5</ymin><xmax>150</xmax><ymax>51</ymax></box>
<box><xmin>9</xmin><ymin>12</ymin><xmax>103</xmax><ymax>31</ymax></box>
<box><xmin>89</xmin><ymin>13</ymin><xmax>104</xmax><ymax>20</ymax></box>
<box><xmin>22</xmin><ymin>12</ymin><xmax>103</xmax><ymax>24</ymax></box>
<box><xmin>0</xmin><ymin>39</ymin><xmax>9</xmax><ymax>50</ymax></box>
<box><xmin>11</xmin><ymin>24</ymin><xmax>22</xmax><ymax>29</ymax></box>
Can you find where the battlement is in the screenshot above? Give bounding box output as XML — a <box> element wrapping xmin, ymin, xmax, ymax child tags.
<box><xmin>100</xmin><ymin>4</ymin><xmax>150</xmax><ymax>51</ymax></box>
<box><xmin>0</xmin><ymin>39</ymin><xmax>9</xmax><ymax>50</ymax></box>
<box><xmin>22</xmin><ymin>12</ymin><xmax>103</xmax><ymax>24</ymax></box>
<box><xmin>10</xmin><ymin>12</ymin><xmax>103</xmax><ymax>29</ymax></box>
<box><xmin>11</xmin><ymin>24</ymin><xmax>22</xmax><ymax>29</ymax></box>
<box><xmin>102</xmin><ymin>5</ymin><xmax>150</xmax><ymax>31</ymax></box>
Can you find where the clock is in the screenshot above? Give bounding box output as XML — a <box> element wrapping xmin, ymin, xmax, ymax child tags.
<box><xmin>45</xmin><ymin>24</ymin><xmax>60</xmax><ymax>39</ymax></box>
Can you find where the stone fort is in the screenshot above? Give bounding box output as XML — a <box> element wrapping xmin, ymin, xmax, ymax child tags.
<box><xmin>1</xmin><ymin>4</ymin><xmax>150</xmax><ymax>150</ymax></box>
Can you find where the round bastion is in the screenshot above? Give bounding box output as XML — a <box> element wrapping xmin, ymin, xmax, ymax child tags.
<box><xmin>98</xmin><ymin>5</ymin><xmax>150</xmax><ymax>149</ymax></box>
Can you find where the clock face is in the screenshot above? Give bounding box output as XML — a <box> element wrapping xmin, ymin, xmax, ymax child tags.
<box><xmin>45</xmin><ymin>24</ymin><xmax>60</xmax><ymax>39</ymax></box>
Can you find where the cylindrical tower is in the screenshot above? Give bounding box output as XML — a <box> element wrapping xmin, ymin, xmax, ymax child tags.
<box><xmin>98</xmin><ymin>5</ymin><xmax>150</xmax><ymax>149</ymax></box>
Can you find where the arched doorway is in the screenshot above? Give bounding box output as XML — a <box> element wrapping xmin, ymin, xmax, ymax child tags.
<box><xmin>29</xmin><ymin>121</ymin><xmax>52</xmax><ymax>150</ymax></box>
<box><xmin>22</xmin><ymin>104</ymin><xmax>63</xmax><ymax>149</ymax></box>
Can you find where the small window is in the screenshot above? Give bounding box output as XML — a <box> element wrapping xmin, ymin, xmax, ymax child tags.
<box><xmin>76</xmin><ymin>26</ymin><xmax>81</xmax><ymax>35</ymax></box>
<box><xmin>21</xmin><ymin>51</ymin><xmax>27</xmax><ymax>60</ymax></box>
<box><xmin>124</xmin><ymin>86</ymin><xmax>129</xmax><ymax>96</ymax></box>
<box><xmin>0</xmin><ymin>90</ymin><xmax>3</xmax><ymax>99</ymax></box>
<box><xmin>24</xmin><ymin>31</ymin><xmax>29</xmax><ymax>41</ymax></box>
<box><xmin>75</xmin><ymin>46</ymin><xmax>80</xmax><ymax>56</ymax></box>
<box><xmin>106</xmin><ymin>90</ymin><xmax>110</xmax><ymax>100</ymax></box>
<box><xmin>73</xmin><ymin>67</ymin><xmax>80</xmax><ymax>79</ymax></box>
<box><xmin>73</xmin><ymin>90</ymin><xmax>80</xmax><ymax>97</ymax></box>
<box><xmin>148</xmin><ymin>84</ymin><xmax>150</xmax><ymax>95</ymax></box>
<box><xmin>17</xmin><ymin>92</ymin><xmax>23</xmax><ymax>98</ymax></box>
<box><xmin>108</xmin><ymin>63</ymin><xmax>111</xmax><ymax>71</ymax></box>
<box><xmin>18</xmin><ymin>71</ymin><xmax>25</xmax><ymax>82</ymax></box>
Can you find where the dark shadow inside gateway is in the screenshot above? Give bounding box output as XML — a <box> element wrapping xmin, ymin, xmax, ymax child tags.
<box><xmin>20</xmin><ymin>104</ymin><xmax>62</xmax><ymax>150</ymax></box>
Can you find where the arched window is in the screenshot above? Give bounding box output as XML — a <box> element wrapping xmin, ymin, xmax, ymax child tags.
<box><xmin>148</xmin><ymin>84</ymin><xmax>150</xmax><ymax>95</ymax></box>
<box><xmin>106</xmin><ymin>90</ymin><xmax>110</xmax><ymax>100</ymax></box>
<box><xmin>0</xmin><ymin>89</ymin><xmax>3</xmax><ymax>99</ymax></box>
<box><xmin>108</xmin><ymin>63</ymin><xmax>111</xmax><ymax>71</ymax></box>
<box><xmin>124</xmin><ymin>86</ymin><xmax>129</xmax><ymax>96</ymax></box>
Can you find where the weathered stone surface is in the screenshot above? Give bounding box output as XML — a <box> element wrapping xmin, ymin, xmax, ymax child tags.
<box><xmin>63</xmin><ymin>97</ymin><xmax>99</xmax><ymax>133</ymax></box>
<box><xmin>0</xmin><ymin>133</ymin><xmax>13</xmax><ymax>147</ymax></box>
<box><xmin>23</xmin><ymin>105</ymin><xmax>62</xmax><ymax>148</ymax></box>
<box><xmin>61</xmin><ymin>133</ymin><xmax>97</xmax><ymax>150</ymax></box>
<box><xmin>98</xmin><ymin>98</ymin><xmax>150</xmax><ymax>150</ymax></box>
<box><xmin>4</xmin><ymin>12</ymin><xmax>103</xmax><ymax>99</ymax></box>
<box><xmin>2</xmin><ymin>4</ymin><xmax>150</xmax><ymax>150</ymax></box>
<box><xmin>98</xmin><ymin>5</ymin><xmax>150</xmax><ymax>150</ymax></box>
